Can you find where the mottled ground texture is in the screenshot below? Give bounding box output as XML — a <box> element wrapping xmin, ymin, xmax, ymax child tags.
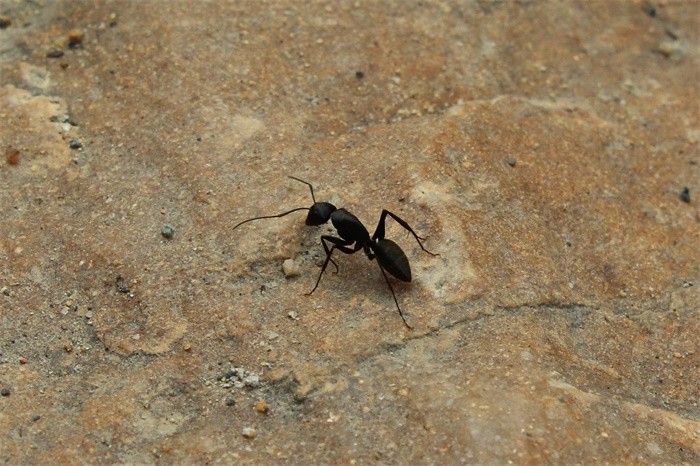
<box><xmin>1</xmin><ymin>0</ymin><xmax>698</xmax><ymax>464</ymax></box>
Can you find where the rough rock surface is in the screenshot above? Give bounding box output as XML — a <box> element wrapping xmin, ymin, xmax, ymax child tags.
<box><xmin>1</xmin><ymin>1</ymin><xmax>698</xmax><ymax>464</ymax></box>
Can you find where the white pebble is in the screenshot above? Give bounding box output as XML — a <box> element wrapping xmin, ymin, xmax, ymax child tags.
<box><xmin>282</xmin><ymin>259</ymin><xmax>300</xmax><ymax>277</ymax></box>
<box><xmin>244</xmin><ymin>374</ymin><xmax>260</xmax><ymax>388</ymax></box>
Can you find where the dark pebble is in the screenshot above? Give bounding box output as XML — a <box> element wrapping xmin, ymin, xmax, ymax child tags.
<box><xmin>1</xmin><ymin>388</ymin><xmax>10</xmax><ymax>397</ymax></box>
<box><xmin>161</xmin><ymin>225</ymin><xmax>175</xmax><ymax>238</ymax></box>
<box><xmin>507</xmin><ymin>159</ymin><xmax>517</xmax><ymax>167</ymax></box>
<box><xmin>69</xmin><ymin>139</ymin><xmax>82</xmax><ymax>149</ymax></box>
<box><xmin>355</xmin><ymin>70</ymin><xmax>365</xmax><ymax>79</ymax></box>
<box><xmin>679</xmin><ymin>186</ymin><xmax>690</xmax><ymax>203</ymax></box>
<box><xmin>116</xmin><ymin>275</ymin><xmax>130</xmax><ymax>293</ymax></box>
<box><xmin>47</xmin><ymin>49</ymin><xmax>65</xmax><ymax>58</ymax></box>
<box><xmin>3</xmin><ymin>289</ymin><xmax>10</xmax><ymax>296</ymax></box>
<box><xmin>0</xmin><ymin>16</ymin><xmax>11</xmax><ymax>29</ymax></box>
<box><xmin>226</xmin><ymin>398</ymin><xmax>237</xmax><ymax>407</ymax></box>
<box><xmin>33</xmin><ymin>415</ymin><xmax>41</xmax><ymax>422</ymax></box>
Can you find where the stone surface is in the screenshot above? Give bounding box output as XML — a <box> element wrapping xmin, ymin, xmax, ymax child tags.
<box><xmin>0</xmin><ymin>1</ymin><xmax>698</xmax><ymax>464</ymax></box>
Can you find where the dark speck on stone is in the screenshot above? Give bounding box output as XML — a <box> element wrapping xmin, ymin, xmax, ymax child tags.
<box><xmin>1</xmin><ymin>388</ymin><xmax>10</xmax><ymax>397</ymax></box>
<box><xmin>161</xmin><ymin>225</ymin><xmax>175</xmax><ymax>238</ymax></box>
<box><xmin>196</xmin><ymin>136</ymin><xmax>202</xmax><ymax>141</ymax></box>
<box><xmin>33</xmin><ymin>415</ymin><xmax>41</xmax><ymax>422</ymax></box>
<box><xmin>3</xmin><ymin>289</ymin><xmax>10</xmax><ymax>296</ymax></box>
<box><xmin>355</xmin><ymin>70</ymin><xmax>364</xmax><ymax>79</ymax></box>
<box><xmin>116</xmin><ymin>275</ymin><xmax>130</xmax><ymax>293</ymax></box>
<box><xmin>679</xmin><ymin>186</ymin><xmax>690</xmax><ymax>203</ymax></box>
<box><xmin>47</xmin><ymin>49</ymin><xmax>64</xmax><ymax>58</ymax></box>
<box><xmin>69</xmin><ymin>139</ymin><xmax>82</xmax><ymax>149</ymax></box>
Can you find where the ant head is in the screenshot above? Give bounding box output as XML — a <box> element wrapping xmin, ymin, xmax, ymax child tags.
<box><xmin>306</xmin><ymin>202</ymin><xmax>336</xmax><ymax>225</ymax></box>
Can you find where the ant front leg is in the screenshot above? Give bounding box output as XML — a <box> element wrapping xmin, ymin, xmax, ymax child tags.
<box><xmin>372</xmin><ymin>210</ymin><xmax>439</xmax><ymax>256</ymax></box>
<box><xmin>307</xmin><ymin>235</ymin><xmax>360</xmax><ymax>295</ymax></box>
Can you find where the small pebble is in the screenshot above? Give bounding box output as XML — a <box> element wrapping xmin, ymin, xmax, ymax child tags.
<box><xmin>69</xmin><ymin>139</ymin><xmax>82</xmax><ymax>149</ymax></box>
<box><xmin>242</xmin><ymin>427</ymin><xmax>256</xmax><ymax>439</ymax></box>
<box><xmin>255</xmin><ymin>400</ymin><xmax>269</xmax><ymax>414</ymax></box>
<box><xmin>46</xmin><ymin>49</ymin><xmax>64</xmax><ymax>58</ymax></box>
<box><xmin>6</xmin><ymin>147</ymin><xmax>19</xmax><ymax>166</ymax></box>
<box><xmin>161</xmin><ymin>224</ymin><xmax>175</xmax><ymax>238</ymax></box>
<box><xmin>0</xmin><ymin>16</ymin><xmax>11</xmax><ymax>29</ymax></box>
<box><xmin>679</xmin><ymin>186</ymin><xmax>690</xmax><ymax>203</ymax></box>
<box><xmin>1</xmin><ymin>388</ymin><xmax>10</xmax><ymax>397</ymax></box>
<box><xmin>657</xmin><ymin>40</ymin><xmax>683</xmax><ymax>59</ymax></box>
<box><xmin>67</xmin><ymin>29</ymin><xmax>84</xmax><ymax>48</ymax></box>
<box><xmin>226</xmin><ymin>398</ymin><xmax>236</xmax><ymax>407</ymax></box>
<box><xmin>19</xmin><ymin>357</ymin><xmax>28</xmax><ymax>364</ymax></box>
<box><xmin>282</xmin><ymin>258</ymin><xmax>300</xmax><ymax>277</ymax></box>
<box><xmin>287</xmin><ymin>310</ymin><xmax>299</xmax><ymax>320</ymax></box>
<box><xmin>243</xmin><ymin>374</ymin><xmax>260</xmax><ymax>389</ymax></box>
<box><xmin>355</xmin><ymin>70</ymin><xmax>365</xmax><ymax>79</ymax></box>
<box><xmin>507</xmin><ymin>159</ymin><xmax>517</xmax><ymax>167</ymax></box>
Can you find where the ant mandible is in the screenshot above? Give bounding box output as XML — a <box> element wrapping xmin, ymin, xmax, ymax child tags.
<box><xmin>232</xmin><ymin>177</ymin><xmax>438</xmax><ymax>329</ymax></box>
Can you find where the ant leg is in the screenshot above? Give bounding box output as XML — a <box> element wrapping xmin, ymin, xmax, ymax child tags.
<box><xmin>376</xmin><ymin>262</ymin><xmax>412</xmax><ymax>329</ymax></box>
<box><xmin>372</xmin><ymin>210</ymin><xmax>439</xmax><ymax>256</ymax></box>
<box><xmin>307</xmin><ymin>235</ymin><xmax>357</xmax><ymax>295</ymax></box>
<box><xmin>318</xmin><ymin>234</ymin><xmax>340</xmax><ymax>274</ymax></box>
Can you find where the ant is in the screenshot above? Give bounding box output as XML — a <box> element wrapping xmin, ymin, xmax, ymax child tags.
<box><xmin>232</xmin><ymin>177</ymin><xmax>438</xmax><ymax>329</ymax></box>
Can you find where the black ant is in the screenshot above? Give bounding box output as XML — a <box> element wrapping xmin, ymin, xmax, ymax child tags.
<box><xmin>232</xmin><ymin>177</ymin><xmax>438</xmax><ymax>329</ymax></box>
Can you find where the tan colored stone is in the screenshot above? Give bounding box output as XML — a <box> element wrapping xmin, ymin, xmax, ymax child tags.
<box><xmin>0</xmin><ymin>1</ymin><xmax>697</xmax><ymax>464</ymax></box>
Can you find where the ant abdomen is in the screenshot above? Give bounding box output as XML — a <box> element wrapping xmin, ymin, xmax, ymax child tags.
<box><xmin>373</xmin><ymin>239</ymin><xmax>411</xmax><ymax>282</ymax></box>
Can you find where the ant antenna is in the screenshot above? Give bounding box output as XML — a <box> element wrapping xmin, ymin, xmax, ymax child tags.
<box><xmin>231</xmin><ymin>176</ymin><xmax>320</xmax><ymax>231</ymax></box>
<box><xmin>288</xmin><ymin>176</ymin><xmax>316</xmax><ymax>203</ymax></box>
<box><xmin>231</xmin><ymin>207</ymin><xmax>310</xmax><ymax>231</ymax></box>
